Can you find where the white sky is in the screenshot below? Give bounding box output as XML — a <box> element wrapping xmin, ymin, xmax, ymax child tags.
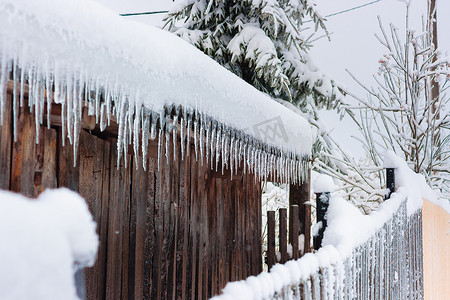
<box><xmin>95</xmin><ymin>0</ymin><xmax>449</xmax><ymax>158</ymax></box>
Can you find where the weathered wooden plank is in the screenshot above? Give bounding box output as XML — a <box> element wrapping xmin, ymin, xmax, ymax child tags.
<box><xmin>290</xmin><ymin>169</ymin><xmax>312</xmax><ymax>255</ymax></box>
<box><xmin>160</xmin><ymin>134</ymin><xmax>171</xmax><ymax>300</ymax></box>
<box><xmin>291</xmin><ymin>205</ymin><xmax>300</xmax><ymax>260</ymax></box>
<box><xmin>144</xmin><ymin>145</ymin><xmax>157</xmax><ymax>300</ymax></box>
<box><xmin>279</xmin><ymin>208</ymin><xmax>288</xmax><ymax>264</ymax></box>
<box><xmin>244</xmin><ymin>175</ymin><xmax>250</xmax><ymax>277</ymax></box>
<box><xmin>97</xmin><ymin>139</ymin><xmax>110</xmax><ymax>300</ymax></box>
<box><xmin>256</xmin><ymin>181</ymin><xmax>262</xmax><ymax>274</ymax></box>
<box><xmin>227</xmin><ymin>178</ymin><xmax>234</xmax><ymax>282</ymax></box>
<box><xmin>77</xmin><ymin>131</ymin><xmax>110</xmax><ymax>300</ymax></box>
<box><xmin>121</xmin><ymin>155</ymin><xmax>132</xmax><ymax>300</ymax></box>
<box><xmin>229</xmin><ymin>178</ymin><xmax>235</xmax><ymax>281</ymax></box>
<box><xmin>57</xmin><ymin>130</ymin><xmax>80</xmax><ymax>192</ymax></box>
<box><xmin>176</xmin><ymin>139</ymin><xmax>189</xmax><ymax>300</ymax></box>
<box><xmin>167</xmin><ymin>134</ymin><xmax>179</xmax><ymax>300</ymax></box>
<box><xmin>132</xmin><ymin>154</ymin><xmax>147</xmax><ymax>300</ymax></box>
<box><xmin>216</xmin><ymin>178</ymin><xmax>224</xmax><ymax>293</ymax></box>
<box><xmin>151</xmin><ymin>137</ymin><xmax>163</xmax><ymax>300</ymax></box>
<box><xmin>11</xmin><ymin>104</ymin><xmax>36</xmax><ymax>197</ymax></box>
<box><xmin>41</xmin><ymin>128</ymin><xmax>57</xmax><ymax>189</ymax></box>
<box><xmin>33</xmin><ymin>128</ymin><xmax>45</xmax><ymax>197</ymax></box>
<box><xmin>200</xmin><ymin>158</ymin><xmax>209</xmax><ymax>300</ymax></box>
<box><xmin>0</xmin><ymin>93</ymin><xmax>12</xmax><ymax>189</ymax></box>
<box><xmin>195</xmin><ymin>155</ymin><xmax>204</xmax><ymax>299</ymax></box>
<box><xmin>207</xmin><ymin>174</ymin><xmax>217</xmax><ymax>297</ymax></box>
<box><xmin>267</xmin><ymin>210</ymin><xmax>276</xmax><ymax>270</ymax></box>
<box><xmin>189</xmin><ymin>142</ymin><xmax>198</xmax><ymax>300</ymax></box>
<box><xmin>105</xmin><ymin>139</ymin><xmax>131</xmax><ymax>300</ymax></box>
<box><xmin>127</xmin><ymin>158</ymin><xmax>138</xmax><ymax>300</ymax></box>
<box><xmin>185</xmin><ymin>142</ymin><xmax>194</xmax><ymax>299</ymax></box>
<box><xmin>238</xmin><ymin>177</ymin><xmax>244</xmax><ymax>280</ymax></box>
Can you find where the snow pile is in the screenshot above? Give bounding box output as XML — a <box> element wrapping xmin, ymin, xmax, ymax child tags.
<box><xmin>0</xmin><ymin>0</ymin><xmax>312</xmax><ymax>183</ymax></box>
<box><xmin>383</xmin><ymin>151</ymin><xmax>445</xmax><ymax>214</ymax></box>
<box><xmin>313</xmin><ymin>174</ymin><xmax>335</xmax><ymax>194</ymax></box>
<box><xmin>214</xmin><ymin>154</ymin><xmax>433</xmax><ymax>299</ymax></box>
<box><xmin>0</xmin><ymin>188</ymin><xmax>98</xmax><ymax>300</ymax></box>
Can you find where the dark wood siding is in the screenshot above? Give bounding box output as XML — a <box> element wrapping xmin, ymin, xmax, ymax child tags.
<box><xmin>0</xmin><ymin>93</ymin><xmax>262</xmax><ymax>299</ymax></box>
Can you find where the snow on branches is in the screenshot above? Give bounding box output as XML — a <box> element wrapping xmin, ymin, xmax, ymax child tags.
<box><xmin>164</xmin><ymin>0</ymin><xmax>343</xmax><ymax>120</ymax></box>
<box><xmin>322</xmin><ymin>6</ymin><xmax>450</xmax><ymax>209</ymax></box>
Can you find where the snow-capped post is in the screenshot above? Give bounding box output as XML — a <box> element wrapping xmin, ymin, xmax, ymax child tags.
<box><xmin>279</xmin><ymin>208</ymin><xmax>288</xmax><ymax>264</ymax></box>
<box><xmin>267</xmin><ymin>210</ymin><xmax>276</xmax><ymax>269</ymax></box>
<box><xmin>290</xmin><ymin>205</ymin><xmax>300</xmax><ymax>259</ymax></box>
<box><xmin>383</xmin><ymin>151</ymin><xmax>397</xmax><ymax>200</ymax></box>
<box><xmin>313</xmin><ymin>175</ymin><xmax>334</xmax><ymax>250</ymax></box>
<box><xmin>385</xmin><ymin>168</ymin><xmax>395</xmax><ymax>200</ymax></box>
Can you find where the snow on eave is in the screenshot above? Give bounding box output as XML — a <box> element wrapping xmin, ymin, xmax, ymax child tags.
<box><xmin>0</xmin><ymin>0</ymin><xmax>312</xmax><ymax>184</ymax></box>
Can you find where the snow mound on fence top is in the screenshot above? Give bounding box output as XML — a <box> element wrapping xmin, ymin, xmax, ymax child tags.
<box><xmin>0</xmin><ymin>188</ymin><xmax>98</xmax><ymax>300</ymax></box>
<box><xmin>0</xmin><ymin>0</ymin><xmax>312</xmax><ymax>156</ymax></box>
<box><xmin>383</xmin><ymin>151</ymin><xmax>446</xmax><ymax>214</ymax></box>
<box><xmin>313</xmin><ymin>174</ymin><xmax>335</xmax><ymax>193</ymax></box>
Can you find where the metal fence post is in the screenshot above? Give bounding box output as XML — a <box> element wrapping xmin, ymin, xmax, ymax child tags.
<box><xmin>313</xmin><ymin>192</ymin><xmax>330</xmax><ymax>250</ymax></box>
<box><xmin>385</xmin><ymin>168</ymin><xmax>395</xmax><ymax>200</ymax></box>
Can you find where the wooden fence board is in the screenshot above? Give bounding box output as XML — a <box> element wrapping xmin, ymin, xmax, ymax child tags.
<box><xmin>0</xmin><ymin>93</ymin><xmax>12</xmax><ymax>189</ymax></box>
<box><xmin>144</xmin><ymin>152</ymin><xmax>157</xmax><ymax>300</ymax></box>
<box><xmin>11</xmin><ymin>104</ymin><xmax>36</xmax><ymax>197</ymax></box>
<box><xmin>267</xmin><ymin>210</ymin><xmax>276</xmax><ymax>270</ymax></box>
<box><xmin>57</xmin><ymin>130</ymin><xmax>79</xmax><ymax>192</ymax></box>
<box><xmin>105</xmin><ymin>139</ymin><xmax>131</xmax><ymax>300</ymax></box>
<box><xmin>189</xmin><ymin>145</ymin><xmax>198</xmax><ymax>300</ymax></box>
<box><xmin>41</xmin><ymin>128</ymin><xmax>57</xmax><ymax>189</ymax></box>
<box><xmin>279</xmin><ymin>208</ymin><xmax>288</xmax><ymax>264</ymax></box>
<box><xmin>176</xmin><ymin>142</ymin><xmax>189</xmax><ymax>300</ymax></box>
<box><xmin>216</xmin><ymin>178</ymin><xmax>224</xmax><ymax>292</ymax></box>
<box><xmin>78</xmin><ymin>130</ymin><xmax>110</xmax><ymax>300</ymax></box>
<box><xmin>132</xmin><ymin>156</ymin><xmax>146</xmax><ymax>300</ymax></box>
<box><xmin>160</xmin><ymin>136</ymin><xmax>171</xmax><ymax>300</ymax></box>
<box><xmin>151</xmin><ymin>140</ymin><xmax>163</xmax><ymax>300</ymax></box>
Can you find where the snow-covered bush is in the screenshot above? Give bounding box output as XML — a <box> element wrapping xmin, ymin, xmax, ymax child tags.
<box><xmin>0</xmin><ymin>188</ymin><xmax>98</xmax><ymax>300</ymax></box>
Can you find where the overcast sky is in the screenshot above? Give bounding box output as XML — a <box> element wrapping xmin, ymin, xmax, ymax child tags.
<box><xmin>95</xmin><ymin>0</ymin><xmax>449</xmax><ymax>158</ymax></box>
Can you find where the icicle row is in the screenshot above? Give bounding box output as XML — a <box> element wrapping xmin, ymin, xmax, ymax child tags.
<box><xmin>0</xmin><ymin>56</ymin><xmax>310</xmax><ymax>183</ymax></box>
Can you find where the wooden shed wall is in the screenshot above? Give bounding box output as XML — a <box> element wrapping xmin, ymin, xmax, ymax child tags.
<box><xmin>0</xmin><ymin>93</ymin><xmax>262</xmax><ymax>299</ymax></box>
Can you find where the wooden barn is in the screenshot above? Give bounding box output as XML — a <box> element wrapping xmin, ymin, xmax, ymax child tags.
<box><xmin>0</xmin><ymin>0</ymin><xmax>313</xmax><ymax>299</ymax></box>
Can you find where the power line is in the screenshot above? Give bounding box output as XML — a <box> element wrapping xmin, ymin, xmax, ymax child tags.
<box><xmin>325</xmin><ymin>0</ymin><xmax>382</xmax><ymax>18</ymax></box>
<box><xmin>119</xmin><ymin>10</ymin><xmax>168</xmax><ymax>17</ymax></box>
<box><xmin>304</xmin><ymin>0</ymin><xmax>382</xmax><ymax>22</ymax></box>
<box><xmin>119</xmin><ymin>0</ymin><xmax>382</xmax><ymax>19</ymax></box>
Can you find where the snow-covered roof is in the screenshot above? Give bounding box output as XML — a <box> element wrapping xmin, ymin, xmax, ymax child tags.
<box><xmin>0</xmin><ymin>0</ymin><xmax>312</xmax><ymax>183</ymax></box>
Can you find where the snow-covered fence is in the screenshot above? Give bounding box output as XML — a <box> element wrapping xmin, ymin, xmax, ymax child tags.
<box><xmin>213</xmin><ymin>156</ymin><xmax>428</xmax><ymax>299</ymax></box>
<box><xmin>213</xmin><ymin>199</ymin><xmax>423</xmax><ymax>300</ymax></box>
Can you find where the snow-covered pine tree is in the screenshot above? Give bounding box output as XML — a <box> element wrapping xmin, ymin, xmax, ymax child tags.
<box><xmin>164</xmin><ymin>0</ymin><xmax>343</xmax><ymax>121</ymax></box>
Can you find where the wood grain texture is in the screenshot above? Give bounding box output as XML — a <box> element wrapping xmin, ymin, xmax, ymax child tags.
<box><xmin>3</xmin><ymin>95</ymin><xmax>268</xmax><ymax>299</ymax></box>
<box><xmin>0</xmin><ymin>93</ymin><xmax>12</xmax><ymax>189</ymax></box>
<box><xmin>11</xmin><ymin>103</ymin><xmax>36</xmax><ymax>197</ymax></box>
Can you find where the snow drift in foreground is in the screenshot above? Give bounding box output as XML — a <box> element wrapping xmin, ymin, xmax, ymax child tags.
<box><xmin>0</xmin><ymin>188</ymin><xmax>98</xmax><ymax>300</ymax></box>
<box><xmin>0</xmin><ymin>0</ymin><xmax>312</xmax><ymax>184</ymax></box>
<box><xmin>213</xmin><ymin>153</ymin><xmax>435</xmax><ymax>299</ymax></box>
